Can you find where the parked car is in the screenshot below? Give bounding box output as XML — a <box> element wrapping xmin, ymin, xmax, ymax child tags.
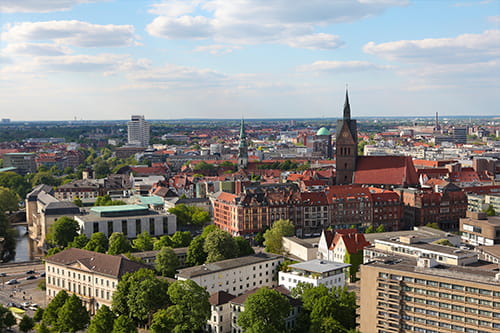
<box><xmin>26</xmin><ymin>275</ymin><xmax>37</xmax><ymax>280</ymax></box>
<box><xmin>25</xmin><ymin>270</ymin><xmax>36</xmax><ymax>275</ymax></box>
<box><xmin>39</xmin><ymin>272</ymin><xmax>46</xmax><ymax>277</ymax></box>
<box><xmin>6</xmin><ymin>279</ymin><xmax>18</xmax><ymax>285</ymax></box>
<box><xmin>21</xmin><ymin>302</ymin><xmax>30</xmax><ymax>307</ymax></box>
<box><xmin>0</xmin><ymin>272</ymin><xmax>7</xmax><ymax>277</ymax></box>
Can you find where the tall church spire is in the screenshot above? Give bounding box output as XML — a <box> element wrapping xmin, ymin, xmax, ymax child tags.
<box><xmin>238</xmin><ymin>118</ymin><xmax>248</xmax><ymax>170</ymax></box>
<box><xmin>343</xmin><ymin>89</ymin><xmax>351</xmax><ymax>120</ymax></box>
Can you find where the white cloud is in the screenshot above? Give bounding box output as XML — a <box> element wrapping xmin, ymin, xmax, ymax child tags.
<box><xmin>0</xmin><ymin>0</ymin><xmax>107</xmax><ymax>13</ymax></box>
<box><xmin>298</xmin><ymin>60</ymin><xmax>389</xmax><ymax>72</ymax></box>
<box><xmin>146</xmin><ymin>16</ymin><xmax>214</xmax><ymax>39</ymax></box>
<box><xmin>488</xmin><ymin>16</ymin><xmax>500</xmax><ymax>24</ymax></box>
<box><xmin>363</xmin><ymin>30</ymin><xmax>500</xmax><ymax>64</ymax></box>
<box><xmin>147</xmin><ymin>0</ymin><xmax>407</xmax><ymax>49</ymax></box>
<box><xmin>194</xmin><ymin>44</ymin><xmax>242</xmax><ymax>55</ymax></box>
<box><xmin>2</xmin><ymin>20</ymin><xmax>138</xmax><ymax>48</ymax></box>
<box><xmin>2</xmin><ymin>43</ymin><xmax>72</xmax><ymax>56</ymax></box>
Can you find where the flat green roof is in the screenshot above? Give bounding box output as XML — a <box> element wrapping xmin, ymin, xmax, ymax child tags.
<box><xmin>139</xmin><ymin>196</ymin><xmax>164</xmax><ymax>206</ymax></box>
<box><xmin>90</xmin><ymin>205</ymin><xmax>147</xmax><ymax>213</ymax></box>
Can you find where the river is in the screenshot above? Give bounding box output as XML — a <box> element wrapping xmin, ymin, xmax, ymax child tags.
<box><xmin>13</xmin><ymin>225</ymin><xmax>31</xmax><ymax>262</ymax></box>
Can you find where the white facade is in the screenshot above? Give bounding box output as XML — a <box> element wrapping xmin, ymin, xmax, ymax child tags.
<box><xmin>279</xmin><ymin>259</ymin><xmax>350</xmax><ymax>291</ymax></box>
<box><xmin>75</xmin><ymin>213</ymin><xmax>176</xmax><ymax>238</ymax></box>
<box><xmin>176</xmin><ymin>254</ymin><xmax>283</xmax><ymax>296</ymax></box>
<box><xmin>127</xmin><ymin>115</ymin><xmax>150</xmax><ymax>147</ymax></box>
<box><xmin>207</xmin><ymin>300</ymin><xmax>233</xmax><ymax>333</ymax></box>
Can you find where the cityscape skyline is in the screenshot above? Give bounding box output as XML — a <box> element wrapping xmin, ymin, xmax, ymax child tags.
<box><xmin>1</xmin><ymin>0</ymin><xmax>499</xmax><ymax>121</ymax></box>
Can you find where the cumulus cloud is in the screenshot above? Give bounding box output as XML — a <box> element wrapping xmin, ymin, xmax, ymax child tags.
<box><xmin>2</xmin><ymin>43</ymin><xmax>72</xmax><ymax>56</ymax></box>
<box><xmin>298</xmin><ymin>60</ymin><xmax>389</xmax><ymax>72</ymax></box>
<box><xmin>194</xmin><ymin>44</ymin><xmax>242</xmax><ymax>55</ymax></box>
<box><xmin>2</xmin><ymin>20</ymin><xmax>138</xmax><ymax>48</ymax></box>
<box><xmin>147</xmin><ymin>0</ymin><xmax>407</xmax><ymax>49</ymax></box>
<box><xmin>363</xmin><ymin>30</ymin><xmax>500</xmax><ymax>64</ymax></box>
<box><xmin>0</xmin><ymin>0</ymin><xmax>107</xmax><ymax>13</ymax></box>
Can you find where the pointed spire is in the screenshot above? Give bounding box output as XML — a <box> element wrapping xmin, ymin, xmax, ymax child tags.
<box><xmin>343</xmin><ymin>88</ymin><xmax>351</xmax><ymax>120</ymax></box>
<box><xmin>239</xmin><ymin>118</ymin><xmax>246</xmax><ymax>139</ymax></box>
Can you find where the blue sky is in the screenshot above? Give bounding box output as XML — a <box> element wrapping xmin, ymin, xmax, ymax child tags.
<box><xmin>1</xmin><ymin>0</ymin><xmax>499</xmax><ymax>120</ymax></box>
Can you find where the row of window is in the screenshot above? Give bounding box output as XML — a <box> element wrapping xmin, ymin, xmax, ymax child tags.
<box><xmin>402</xmin><ymin>295</ymin><xmax>500</xmax><ymax>311</ymax></box>
<box><xmin>47</xmin><ymin>266</ymin><xmax>115</xmax><ymax>288</ymax></box>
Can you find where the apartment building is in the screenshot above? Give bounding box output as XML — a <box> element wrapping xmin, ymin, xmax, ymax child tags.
<box><xmin>45</xmin><ymin>248</ymin><xmax>150</xmax><ymax>314</ymax></box>
<box><xmin>460</xmin><ymin>211</ymin><xmax>500</xmax><ymax>246</ymax></box>
<box><xmin>4</xmin><ymin>152</ymin><xmax>37</xmax><ymax>174</ymax></box>
<box><xmin>75</xmin><ymin>205</ymin><xmax>177</xmax><ymax>239</ymax></box>
<box><xmin>54</xmin><ymin>179</ymin><xmax>101</xmax><ymax>201</ymax></box>
<box><xmin>176</xmin><ymin>253</ymin><xmax>283</xmax><ymax>295</ymax></box>
<box><xmin>127</xmin><ymin>115</ymin><xmax>150</xmax><ymax>147</ymax></box>
<box><xmin>360</xmin><ymin>256</ymin><xmax>500</xmax><ymax>333</ymax></box>
<box><xmin>206</xmin><ymin>291</ymin><xmax>236</xmax><ymax>333</ymax></box>
<box><xmin>278</xmin><ymin>259</ymin><xmax>350</xmax><ymax>291</ymax></box>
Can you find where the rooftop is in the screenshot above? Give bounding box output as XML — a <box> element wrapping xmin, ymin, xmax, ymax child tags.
<box><xmin>176</xmin><ymin>253</ymin><xmax>282</xmax><ymax>279</ymax></box>
<box><xmin>288</xmin><ymin>259</ymin><xmax>350</xmax><ymax>274</ymax></box>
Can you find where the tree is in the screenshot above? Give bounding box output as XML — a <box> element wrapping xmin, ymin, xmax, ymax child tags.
<box><xmin>234</xmin><ymin>236</ymin><xmax>255</xmax><ymax>256</ymax></box>
<box><xmin>0</xmin><ymin>211</ymin><xmax>16</xmax><ymax>261</ymax></box>
<box><xmin>112</xmin><ymin>269</ymin><xmax>169</xmax><ymax>326</ymax></box>
<box><xmin>203</xmin><ymin>229</ymin><xmax>238</xmax><ymax>263</ymax></box>
<box><xmin>169</xmin><ymin>231</ymin><xmax>192</xmax><ymax>248</ymax></box>
<box><xmin>133</xmin><ymin>231</ymin><xmax>154</xmax><ymax>251</ymax></box>
<box><xmin>108</xmin><ymin>232</ymin><xmax>132</xmax><ymax>255</ymax></box>
<box><xmin>167</xmin><ymin>205</ymin><xmax>190</xmax><ymax>225</ymax></box>
<box><xmin>238</xmin><ymin>288</ymin><xmax>291</xmax><ymax>333</ymax></box>
<box><xmin>484</xmin><ymin>204</ymin><xmax>496</xmax><ymax>216</ymax></box>
<box><xmin>46</xmin><ymin>216</ymin><xmax>79</xmax><ymax>248</ymax></box>
<box><xmin>56</xmin><ymin>293</ymin><xmax>90</xmax><ymax>332</ymax></box>
<box><xmin>0</xmin><ymin>186</ymin><xmax>19</xmax><ymax>213</ymax></box>
<box><xmin>344</xmin><ymin>250</ymin><xmax>363</xmax><ymax>282</ymax></box>
<box><xmin>31</xmin><ymin>171</ymin><xmax>61</xmax><ymax>187</ymax></box>
<box><xmin>150</xmin><ymin>308</ymin><xmax>175</xmax><ymax>333</ymax></box>
<box><xmin>168</xmin><ymin>204</ymin><xmax>211</xmax><ymax>226</ymax></box>
<box><xmin>0</xmin><ymin>171</ymin><xmax>31</xmax><ymax>198</ymax></box>
<box><xmin>364</xmin><ymin>225</ymin><xmax>374</xmax><ymax>233</ymax></box>
<box><xmin>190</xmin><ymin>209</ymin><xmax>211</xmax><ymax>226</ymax></box>
<box><xmin>84</xmin><ymin>232</ymin><xmax>108</xmax><ymax>252</ymax></box>
<box><xmin>19</xmin><ymin>314</ymin><xmax>35</xmax><ymax>333</ymax></box>
<box><xmin>164</xmin><ymin>280</ymin><xmax>210</xmax><ymax>332</ymax></box>
<box><xmin>433</xmin><ymin>238</ymin><xmax>453</xmax><ymax>247</ymax></box>
<box><xmin>0</xmin><ymin>305</ymin><xmax>16</xmax><ymax>331</ymax></box>
<box><xmin>425</xmin><ymin>222</ymin><xmax>440</xmax><ymax>230</ymax></box>
<box><xmin>88</xmin><ymin>305</ymin><xmax>115</xmax><ymax>333</ymax></box>
<box><xmin>201</xmin><ymin>224</ymin><xmax>218</xmax><ymax>237</ymax></box>
<box><xmin>153</xmin><ymin>235</ymin><xmax>173</xmax><ymax>250</ymax></box>
<box><xmin>35</xmin><ymin>322</ymin><xmax>51</xmax><ymax>333</ymax></box>
<box><xmin>72</xmin><ymin>197</ymin><xmax>83</xmax><ymax>207</ymax></box>
<box><xmin>42</xmin><ymin>290</ymin><xmax>69</xmax><ymax>326</ymax></box>
<box><xmin>68</xmin><ymin>233</ymin><xmax>89</xmax><ymax>249</ymax></box>
<box><xmin>186</xmin><ymin>235</ymin><xmax>207</xmax><ymax>266</ymax></box>
<box><xmin>155</xmin><ymin>246</ymin><xmax>179</xmax><ymax>277</ymax></box>
<box><xmin>111</xmin><ymin>315</ymin><xmax>137</xmax><ymax>333</ymax></box>
<box><xmin>263</xmin><ymin>219</ymin><xmax>295</xmax><ymax>254</ymax></box>
<box><xmin>375</xmin><ymin>224</ymin><xmax>385</xmax><ymax>233</ymax></box>
<box><xmin>33</xmin><ymin>308</ymin><xmax>44</xmax><ymax>322</ymax></box>
<box><xmin>291</xmin><ymin>281</ymin><xmax>314</xmax><ymax>299</ymax></box>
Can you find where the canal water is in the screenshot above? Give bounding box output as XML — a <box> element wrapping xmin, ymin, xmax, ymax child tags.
<box><xmin>13</xmin><ymin>225</ymin><xmax>31</xmax><ymax>262</ymax></box>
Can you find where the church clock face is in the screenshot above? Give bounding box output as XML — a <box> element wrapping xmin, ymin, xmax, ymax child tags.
<box><xmin>342</xmin><ymin>131</ymin><xmax>349</xmax><ymax>138</ymax></box>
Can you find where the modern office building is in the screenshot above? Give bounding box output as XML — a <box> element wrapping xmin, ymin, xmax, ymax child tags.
<box><xmin>460</xmin><ymin>211</ymin><xmax>500</xmax><ymax>246</ymax></box>
<box><xmin>74</xmin><ymin>205</ymin><xmax>176</xmax><ymax>239</ymax></box>
<box><xmin>127</xmin><ymin>115</ymin><xmax>150</xmax><ymax>147</ymax></box>
<box><xmin>176</xmin><ymin>253</ymin><xmax>283</xmax><ymax>296</ymax></box>
<box><xmin>360</xmin><ymin>256</ymin><xmax>500</xmax><ymax>333</ymax></box>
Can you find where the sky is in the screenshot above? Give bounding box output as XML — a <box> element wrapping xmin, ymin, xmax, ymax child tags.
<box><xmin>0</xmin><ymin>0</ymin><xmax>499</xmax><ymax>121</ymax></box>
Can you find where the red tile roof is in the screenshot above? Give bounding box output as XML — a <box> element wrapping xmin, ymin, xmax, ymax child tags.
<box><xmin>217</xmin><ymin>192</ymin><xmax>238</xmax><ymax>203</ymax></box>
<box><xmin>330</xmin><ymin>231</ymin><xmax>370</xmax><ymax>254</ymax></box>
<box><xmin>354</xmin><ymin>156</ymin><xmax>418</xmax><ymax>186</ymax></box>
<box><xmin>209</xmin><ymin>291</ymin><xmax>236</xmax><ymax>306</ymax></box>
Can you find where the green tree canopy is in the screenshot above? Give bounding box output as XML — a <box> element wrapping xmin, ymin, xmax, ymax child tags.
<box><xmin>47</xmin><ymin>216</ymin><xmax>80</xmax><ymax>248</ymax></box>
<box><xmin>84</xmin><ymin>232</ymin><xmax>109</xmax><ymax>252</ymax></box>
<box><xmin>364</xmin><ymin>225</ymin><xmax>374</xmax><ymax>233</ymax></box>
<box><xmin>186</xmin><ymin>235</ymin><xmax>207</xmax><ymax>266</ymax></box>
<box><xmin>0</xmin><ymin>211</ymin><xmax>16</xmax><ymax>261</ymax></box>
<box><xmin>55</xmin><ymin>293</ymin><xmax>90</xmax><ymax>333</ymax></box>
<box><xmin>133</xmin><ymin>231</ymin><xmax>155</xmax><ymax>252</ymax></box>
<box><xmin>35</xmin><ymin>322</ymin><xmax>51</xmax><ymax>333</ymax></box>
<box><xmin>88</xmin><ymin>305</ymin><xmax>115</xmax><ymax>333</ymax></box>
<box><xmin>484</xmin><ymin>204</ymin><xmax>496</xmax><ymax>216</ymax></box>
<box><xmin>234</xmin><ymin>236</ymin><xmax>255</xmax><ymax>256</ymax></box>
<box><xmin>153</xmin><ymin>235</ymin><xmax>173</xmax><ymax>250</ymax></box>
<box><xmin>203</xmin><ymin>229</ymin><xmax>239</xmax><ymax>263</ymax></box>
<box><xmin>0</xmin><ymin>305</ymin><xmax>16</xmax><ymax>331</ymax></box>
<box><xmin>111</xmin><ymin>315</ymin><xmax>137</xmax><ymax>333</ymax></box>
<box><xmin>72</xmin><ymin>197</ymin><xmax>83</xmax><ymax>207</ymax></box>
<box><xmin>155</xmin><ymin>246</ymin><xmax>179</xmax><ymax>278</ymax></box>
<box><xmin>169</xmin><ymin>231</ymin><xmax>192</xmax><ymax>248</ymax></box>
<box><xmin>33</xmin><ymin>308</ymin><xmax>44</xmax><ymax>322</ymax></box>
<box><xmin>163</xmin><ymin>280</ymin><xmax>210</xmax><ymax>333</ymax></box>
<box><xmin>375</xmin><ymin>224</ymin><xmax>385</xmax><ymax>233</ymax></box>
<box><xmin>263</xmin><ymin>219</ymin><xmax>295</xmax><ymax>254</ymax></box>
<box><xmin>167</xmin><ymin>204</ymin><xmax>210</xmax><ymax>226</ymax></box>
<box><xmin>19</xmin><ymin>315</ymin><xmax>35</xmax><ymax>333</ymax></box>
<box><xmin>108</xmin><ymin>232</ymin><xmax>132</xmax><ymax>255</ymax></box>
<box><xmin>0</xmin><ymin>186</ymin><xmax>19</xmax><ymax>213</ymax></box>
<box><xmin>43</xmin><ymin>290</ymin><xmax>69</xmax><ymax>326</ymax></box>
<box><xmin>0</xmin><ymin>171</ymin><xmax>31</xmax><ymax>198</ymax></box>
<box><xmin>237</xmin><ymin>288</ymin><xmax>292</xmax><ymax>333</ymax></box>
<box><xmin>68</xmin><ymin>233</ymin><xmax>89</xmax><ymax>249</ymax></box>
<box><xmin>31</xmin><ymin>171</ymin><xmax>61</xmax><ymax>187</ymax></box>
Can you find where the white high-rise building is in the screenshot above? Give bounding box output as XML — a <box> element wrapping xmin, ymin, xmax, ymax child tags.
<box><xmin>127</xmin><ymin>115</ymin><xmax>150</xmax><ymax>146</ymax></box>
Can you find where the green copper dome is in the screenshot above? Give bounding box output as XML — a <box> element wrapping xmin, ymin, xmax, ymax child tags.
<box><xmin>316</xmin><ymin>127</ymin><xmax>330</xmax><ymax>136</ymax></box>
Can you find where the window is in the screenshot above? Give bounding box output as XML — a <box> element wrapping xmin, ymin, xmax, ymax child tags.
<box><xmin>150</xmin><ymin>218</ymin><xmax>155</xmax><ymax>235</ymax></box>
<box><xmin>163</xmin><ymin>217</ymin><xmax>169</xmax><ymax>234</ymax></box>
<box><xmin>122</xmin><ymin>220</ymin><xmax>128</xmax><ymax>235</ymax></box>
<box><xmin>136</xmin><ymin>219</ymin><xmax>141</xmax><ymax>234</ymax></box>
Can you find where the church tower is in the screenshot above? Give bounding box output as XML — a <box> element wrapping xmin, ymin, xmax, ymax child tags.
<box><xmin>335</xmin><ymin>90</ymin><xmax>358</xmax><ymax>185</ymax></box>
<box><xmin>237</xmin><ymin>118</ymin><xmax>248</xmax><ymax>170</ymax></box>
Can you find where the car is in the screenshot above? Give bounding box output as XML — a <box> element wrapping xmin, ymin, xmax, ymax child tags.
<box><xmin>21</xmin><ymin>302</ymin><xmax>30</xmax><ymax>307</ymax></box>
<box><xmin>6</xmin><ymin>279</ymin><xmax>18</xmax><ymax>285</ymax></box>
<box><xmin>26</xmin><ymin>275</ymin><xmax>37</xmax><ymax>280</ymax></box>
<box><xmin>25</xmin><ymin>270</ymin><xmax>36</xmax><ymax>275</ymax></box>
<box><xmin>6</xmin><ymin>302</ymin><xmax>19</xmax><ymax>308</ymax></box>
<box><xmin>39</xmin><ymin>272</ymin><xmax>46</xmax><ymax>277</ymax></box>
<box><xmin>0</xmin><ymin>272</ymin><xmax>6</xmax><ymax>277</ymax></box>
